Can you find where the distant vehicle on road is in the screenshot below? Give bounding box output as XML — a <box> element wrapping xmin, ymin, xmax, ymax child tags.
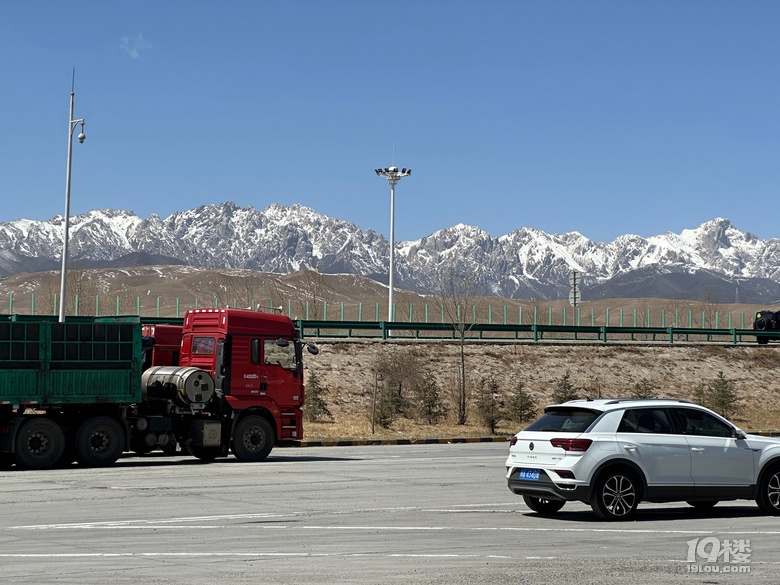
<box><xmin>753</xmin><ymin>310</ymin><xmax>780</xmax><ymax>344</ymax></box>
<box><xmin>506</xmin><ymin>398</ymin><xmax>780</xmax><ymax>521</ymax></box>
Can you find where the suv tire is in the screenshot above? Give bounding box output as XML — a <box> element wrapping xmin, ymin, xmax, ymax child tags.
<box><xmin>756</xmin><ymin>464</ymin><xmax>780</xmax><ymax>515</ymax></box>
<box><xmin>590</xmin><ymin>468</ymin><xmax>640</xmax><ymax>521</ymax></box>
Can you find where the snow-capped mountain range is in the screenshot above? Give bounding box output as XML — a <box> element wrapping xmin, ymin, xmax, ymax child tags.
<box><xmin>1</xmin><ymin>202</ymin><xmax>780</xmax><ymax>303</ymax></box>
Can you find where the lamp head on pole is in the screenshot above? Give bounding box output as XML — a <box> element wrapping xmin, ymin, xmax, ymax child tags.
<box><xmin>374</xmin><ymin>166</ymin><xmax>412</xmax><ymax>185</ymax></box>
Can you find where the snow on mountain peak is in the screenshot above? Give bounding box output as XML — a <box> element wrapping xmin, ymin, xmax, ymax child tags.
<box><xmin>0</xmin><ymin>204</ymin><xmax>778</xmax><ymax>301</ymax></box>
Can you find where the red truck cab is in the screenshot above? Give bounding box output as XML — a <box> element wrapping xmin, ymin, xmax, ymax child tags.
<box><xmin>141</xmin><ymin>324</ymin><xmax>183</xmax><ymax>368</ymax></box>
<box><xmin>179</xmin><ymin>309</ymin><xmax>306</xmax><ymax>442</ymax></box>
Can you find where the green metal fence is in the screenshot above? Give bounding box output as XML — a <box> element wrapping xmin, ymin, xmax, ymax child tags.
<box><xmin>3</xmin><ymin>293</ymin><xmax>757</xmax><ymax>328</ymax></box>
<box><xmin>3</xmin><ymin>292</ymin><xmax>770</xmax><ymax>344</ymax></box>
<box><xmin>293</xmin><ymin>320</ymin><xmax>764</xmax><ymax>344</ymax></box>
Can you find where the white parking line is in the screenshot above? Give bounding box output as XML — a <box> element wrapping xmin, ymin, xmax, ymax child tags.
<box><xmin>9</xmin><ymin>520</ymin><xmax>780</xmax><ymax>536</ymax></box>
<box><xmin>9</xmin><ymin>512</ymin><xmax>295</xmax><ymax>530</ymax></box>
<box><xmin>0</xmin><ymin>552</ymin><xmax>547</xmax><ymax>560</ymax></box>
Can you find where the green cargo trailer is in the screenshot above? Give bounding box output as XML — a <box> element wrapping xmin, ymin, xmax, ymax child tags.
<box><xmin>0</xmin><ymin>315</ymin><xmax>143</xmax><ymax>469</ymax></box>
<box><xmin>0</xmin><ymin>315</ymin><xmax>142</xmax><ymax>405</ymax></box>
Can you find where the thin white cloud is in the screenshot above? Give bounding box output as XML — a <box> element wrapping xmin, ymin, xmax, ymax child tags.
<box><xmin>120</xmin><ymin>34</ymin><xmax>152</xmax><ymax>59</ymax></box>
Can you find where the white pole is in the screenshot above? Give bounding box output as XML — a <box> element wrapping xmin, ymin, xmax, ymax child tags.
<box><xmin>374</xmin><ymin>166</ymin><xmax>410</xmax><ymax>325</ymax></box>
<box><xmin>388</xmin><ymin>180</ymin><xmax>395</xmax><ymax>322</ymax></box>
<box><xmin>58</xmin><ymin>91</ymin><xmax>76</xmax><ymax>323</ymax></box>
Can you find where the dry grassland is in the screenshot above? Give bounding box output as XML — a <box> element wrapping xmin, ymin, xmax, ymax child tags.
<box><xmin>302</xmin><ymin>340</ymin><xmax>780</xmax><ymax>441</ymax></box>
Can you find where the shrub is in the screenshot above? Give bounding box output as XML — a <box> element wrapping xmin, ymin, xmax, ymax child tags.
<box><xmin>413</xmin><ymin>372</ymin><xmax>446</xmax><ymax>425</ymax></box>
<box><xmin>369</xmin><ymin>377</ymin><xmax>404</xmax><ymax>429</ymax></box>
<box><xmin>474</xmin><ymin>375</ymin><xmax>503</xmax><ymax>434</ymax></box>
<box><xmin>693</xmin><ymin>371</ymin><xmax>742</xmax><ymax>419</ymax></box>
<box><xmin>551</xmin><ymin>369</ymin><xmax>579</xmax><ymax>404</ymax></box>
<box><xmin>303</xmin><ymin>371</ymin><xmax>333</xmax><ymax>423</ymax></box>
<box><xmin>629</xmin><ymin>378</ymin><xmax>657</xmax><ymax>399</ymax></box>
<box><xmin>505</xmin><ymin>379</ymin><xmax>538</xmax><ymax>423</ymax></box>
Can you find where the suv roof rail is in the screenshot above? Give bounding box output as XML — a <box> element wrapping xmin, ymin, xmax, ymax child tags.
<box><xmin>603</xmin><ymin>398</ymin><xmax>692</xmax><ymax>405</ymax></box>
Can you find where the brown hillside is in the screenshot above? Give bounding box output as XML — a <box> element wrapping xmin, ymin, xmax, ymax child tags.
<box><xmin>303</xmin><ymin>340</ymin><xmax>780</xmax><ymax>440</ymax></box>
<box><xmin>2</xmin><ymin>265</ymin><xmax>779</xmax><ymax>439</ymax></box>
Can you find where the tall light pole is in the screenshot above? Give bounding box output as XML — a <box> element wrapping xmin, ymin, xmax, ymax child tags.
<box><xmin>58</xmin><ymin>75</ymin><xmax>86</xmax><ymax>323</ymax></box>
<box><xmin>374</xmin><ymin>166</ymin><xmax>411</xmax><ymax>322</ymax></box>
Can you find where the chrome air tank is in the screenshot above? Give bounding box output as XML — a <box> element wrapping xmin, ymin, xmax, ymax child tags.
<box><xmin>142</xmin><ymin>366</ymin><xmax>215</xmax><ymax>407</ymax></box>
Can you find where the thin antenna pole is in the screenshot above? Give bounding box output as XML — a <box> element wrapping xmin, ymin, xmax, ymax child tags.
<box><xmin>72</xmin><ymin>67</ymin><xmax>75</xmax><ymax>92</ymax></box>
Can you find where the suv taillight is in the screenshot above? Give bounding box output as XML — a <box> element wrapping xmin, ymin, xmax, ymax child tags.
<box><xmin>550</xmin><ymin>438</ymin><xmax>593</xmax><ymax>451</ymax></box>
<box><xmin>509</xmin><ymin>436</ymin><xmax>518</xmax><ymax>446</ymax></box>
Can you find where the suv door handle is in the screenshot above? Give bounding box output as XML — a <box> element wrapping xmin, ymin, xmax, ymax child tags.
<box><xmin>623</xmin><ymin>446</ymin><xmax>637</xmax><ymax>452</ymax></box>
<box><xmin>691</xmin><ymin>447</ymin><xmax>705</xmax><ymax>452</ymax></box>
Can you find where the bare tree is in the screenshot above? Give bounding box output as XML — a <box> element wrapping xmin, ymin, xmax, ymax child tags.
<box><xmin>205</xmin><ymin>271</ymin><xmax>234</xmax><ymax>308</ymax></box>
<box><xmin>290</xmin><ymin>270</ymin><xmax>329</xmax><ymax>320</ymax></box>
<box><xmin>66</xmin><ymin>263</ymin><xmax>99</xmax><ymax>316</ymax></box>
<box><xmin>231</xmin><ymin>271</ymin><xmax>265</xmax><ymax>309</ymax></box>
<box><xmin>371</xmin><ymin>347</ymin><xmax>424</xmax><ymax>417</ymax></box>
<box><xmin>433</xmin><ymin>262</ymin><xmax>480</xmax><ymax>425</ymax></box>
<box><xmin>698</xmin><ymin>286</ymin><xmax>720</xmax><ymax>328</ymax></box>
<box><xmin>526</xmin><ymin>297</ymin><xmax>547</xmax><ymax>325</ymax></box>
<box><xmin>33</xmin><ymin>274</ymin><xmax>60</xmax><ymax>317</ymax></box>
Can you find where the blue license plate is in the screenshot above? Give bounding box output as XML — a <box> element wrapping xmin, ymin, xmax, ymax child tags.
<box><xmin>518</xmin><ymin>468</ymin><xmax>541</xmax><ymax>481</ymax></box>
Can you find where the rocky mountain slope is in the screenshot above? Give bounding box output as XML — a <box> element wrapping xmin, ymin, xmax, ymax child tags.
<box><xmin>2</xmin><ymin>202</ymin><xmax>780</xmax><ymax>302</ymax></box>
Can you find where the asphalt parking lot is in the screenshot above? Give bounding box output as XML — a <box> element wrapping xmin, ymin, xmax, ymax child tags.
<box><xmin>1</xmin><ymin>442</ymin><xmax>778</xmax><ymax>584</ymax></box>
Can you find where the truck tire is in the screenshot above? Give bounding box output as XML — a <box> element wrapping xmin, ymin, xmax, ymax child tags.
<box><xmin>14</xmin><ymin>417</ymin><xmax>65</xmax><ymax>470</ymax></box>
<box><xmin>231</xmin><ymin>415</ymin><xmax>274</xmax><ymax>462</ymax></box>
<box><xmin>75</xmin><ymin>416</ymin><xmax>125</xmax><ymax>467</ymax></box>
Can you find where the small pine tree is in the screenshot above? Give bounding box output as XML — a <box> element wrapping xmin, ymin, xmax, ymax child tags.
<box><xmin>474</xmin><ymin>375</ymin><xmax>503</xmax><ymax>434</ymax></box>
<box><xmin>413</xmin><ymin>372</ymin><xmax>446</xmax><ymax>425</ymax></box>
<box><xmin>630</xmin><ymin>378</ymin><xmax>657</xmax><ymax>399</ymax></box>
<box><xmin>505</xmin><ymin>379</ymin><xmax>538</xmax><ymax>423</ymax></box>
<box><xmin>373</xmin><ymin>378</ymin><xmax>403</xmax><ymax>429</ymax></box>
<box><xmin>694</xmin><ymin>371</ymin><xmax>742</xmax><ymax>419</ymax></box>
<box><xmin>551</xmin><ymin>369</ymin><xmax>579</xmax><ymax>404</ymax></box>
<box><xmin>303</xmin><ymin>371</ymin><xmax>333</xmax><ymax>423</ymax></box>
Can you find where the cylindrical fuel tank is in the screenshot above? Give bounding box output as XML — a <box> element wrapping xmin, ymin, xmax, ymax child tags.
<box><xmin>142</xmin><ymin>366</ymin><xmax>215</xmax><ymax>407</ymax></box>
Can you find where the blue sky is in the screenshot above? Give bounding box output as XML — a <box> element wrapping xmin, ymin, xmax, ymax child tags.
<box><xmin>1</xmin><ymin>1</ymin><xmax>779</xmax><ymax>244</ymax></box>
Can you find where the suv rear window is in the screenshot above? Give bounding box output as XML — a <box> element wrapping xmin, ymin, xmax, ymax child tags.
<box><xmin>524</xmin><ymin>408</ymin><xmax>600</xmax><ymax>433</ymax></box>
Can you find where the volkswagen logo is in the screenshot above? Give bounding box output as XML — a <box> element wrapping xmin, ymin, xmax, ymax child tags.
<box><xmin>529</xmin><ymin>442</ymin><xmax>534</xmax><ymax>451</ymax></box>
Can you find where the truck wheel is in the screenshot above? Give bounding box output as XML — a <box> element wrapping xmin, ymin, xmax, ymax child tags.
<box><xmin>14</xmin><ymin>417</ymin><xmax>65</xmax><ymax>470</ymax></box>
<box><xmin>75</xmin><ymin>416</ymin><xmax>125</xmax><ymax>467</ymax></box>
<box><xmin>231</xmin><ymin>416</ymin><xmax>274</xmax><ymax>462</ymax></box>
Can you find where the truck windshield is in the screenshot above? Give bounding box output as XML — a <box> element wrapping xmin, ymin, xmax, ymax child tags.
<box><xmin>264</xmin><ymin>339</ymin><xmax>297</xmax><ymax>370</ymax></box>
<box><xmin>192</xmin><ymin>336</ymin><xmax>216</xmax><ymax>355</ymax></box>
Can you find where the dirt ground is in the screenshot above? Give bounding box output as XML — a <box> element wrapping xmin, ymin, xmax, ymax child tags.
<box><xmin>301</xmin><ymin>339</ymin><xmax>780</xmax><ymax>441</ymax></box>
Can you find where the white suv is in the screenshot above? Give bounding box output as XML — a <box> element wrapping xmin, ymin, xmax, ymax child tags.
<box><xmin>505</xmin><ymin>399</ymin><xmax>780</xmax><ymax>521</ymax></box>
